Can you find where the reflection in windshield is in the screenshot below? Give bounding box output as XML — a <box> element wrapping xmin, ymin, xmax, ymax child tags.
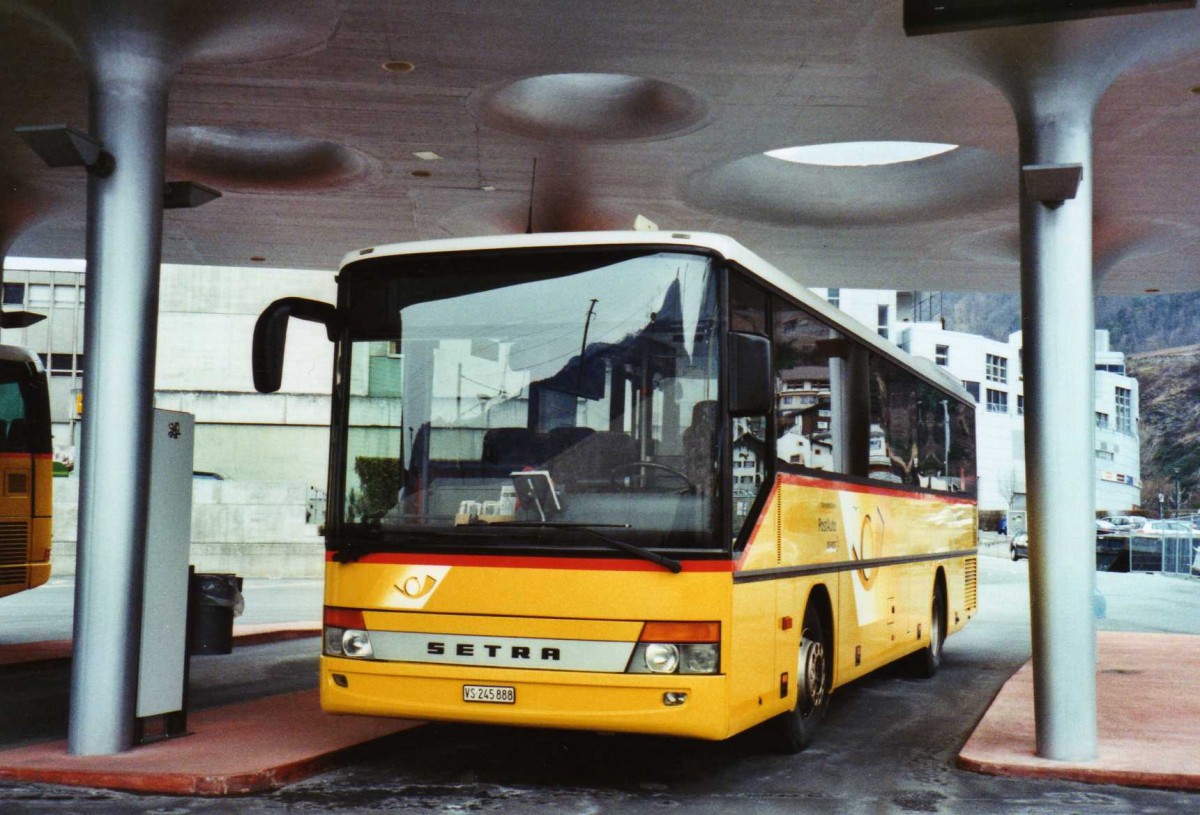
<box><xmin>341</xmin><ymin>251</ymin><xmax>720</xmax><ymax>551</ymax></box>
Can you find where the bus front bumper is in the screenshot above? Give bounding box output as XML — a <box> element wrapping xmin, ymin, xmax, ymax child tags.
<box><xmin>320</xmin><ymin>656</ymin><xmax>731</xmax><ymax>740</ymax></box>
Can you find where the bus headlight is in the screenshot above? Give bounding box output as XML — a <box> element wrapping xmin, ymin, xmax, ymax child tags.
<box><xmin>342</xmin><ymin>629</ymin><xmax>374</xmax><ymax>659</ymax></box>
<box><xmin>324</xmin><ymin>607</ymin><xmax>374</xmax><ymax>659</ymax></box>
<box><xmin>323</xmin><ymin>626</ymin><xmax>346</xmax><ymax>656</ymax></box>
<box><xmin>626</xmin><ymin>621</ymin><xmax>721</xmax><ymax>674</ymax></box>
<box><xmin>681</xmin><ymin>643</ymin><xmax>719</xmax><ymax>674</ymax></box>
<box><xmin>644</xmin><ymin>643</ymin><xmax>680</xmax><ymax>673</ymax></box>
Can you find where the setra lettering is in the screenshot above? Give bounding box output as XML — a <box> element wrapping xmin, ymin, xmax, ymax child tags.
<box><xmin>424</xmin><ymin>640</ymin><xmax>564</xmax><ymax>661</ymax></box>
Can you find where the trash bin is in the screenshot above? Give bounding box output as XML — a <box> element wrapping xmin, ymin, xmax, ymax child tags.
<box><xmin>189</xmin><ymin>572</ymin><xmax>244</xmax><ymax>655</ymax></box>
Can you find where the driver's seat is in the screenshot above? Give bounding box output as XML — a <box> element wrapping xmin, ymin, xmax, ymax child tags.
<box><xmin>546</xmin><ymin>431</ymin><xmax>637</xmax><ymax>491</ymax></box>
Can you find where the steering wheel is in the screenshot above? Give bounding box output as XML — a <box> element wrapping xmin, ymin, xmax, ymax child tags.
<box><xmin>609</xmin><ymin>461</ymin><xmax>696</xmax><ymax>494</ymax></box>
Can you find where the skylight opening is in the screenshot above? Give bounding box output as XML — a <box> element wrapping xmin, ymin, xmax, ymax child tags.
<box><xmin>765</xmin><ymin>141</ymin><xmax>958</xmax><ymax>167</ymax></box>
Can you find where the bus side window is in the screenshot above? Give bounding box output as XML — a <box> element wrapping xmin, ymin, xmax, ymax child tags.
<box><xmin>729</xmin><ymin>273</ymin><xmax>770</xmax><ymax>544</ymax></box>
<box><xmin>773</xmin><ymin>298</ymin><xmax>848</xmax><ymax>474</ymax></box>
<box><xmin>869</xmin><ymin>356</ymin><xmax>957</xmax><ymax>488</ymax></box>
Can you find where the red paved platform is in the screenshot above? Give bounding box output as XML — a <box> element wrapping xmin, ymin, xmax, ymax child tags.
<box><xmin>959</xmin><ymin>630</ymin><xmax>1200</xmax><ymax>790</ymax></box>
<box><xmin>0</xmin><ymin>689</ymin><xmax>420</xmax><ymax>795</ymax></box>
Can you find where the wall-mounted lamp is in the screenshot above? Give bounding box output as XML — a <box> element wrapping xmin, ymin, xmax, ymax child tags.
<box><xmin>163</xmin><ymin>181</ymin><xmax>221</xmax><ymax>210</ymax></box>
<box><xmin>16</xmin><ymin>124</ymin><xmax>114</xmax><ymax>177</ymax></box>
<box><xmin>1021</xmin><ymin>164</ymin><xmax>1083</xmax><ymax>209</ymax></box>
<box><xmin>0</xmin><ymin>311</ymin><xmax>46</xmax><ymax>329</ymax></box>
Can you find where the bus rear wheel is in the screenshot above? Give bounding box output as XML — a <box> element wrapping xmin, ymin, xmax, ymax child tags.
<box><xmin>910</xmin><ymin>581</ymin><xmax>946</xmax><ymax>678</ymax></box>
<box><xmin>772</xmin><ymin>604</ymin><xmax>830</xmax><ymax>753</ymax></box>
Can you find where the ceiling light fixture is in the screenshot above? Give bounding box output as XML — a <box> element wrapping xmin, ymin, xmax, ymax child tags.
<box><xmin>382</xmin><ymin>60</ymin><xmax>415</xmax><ymax>73</ymax></box>
<box><xmin>1144</xmin><ymin>287</ymin><xmax>1161</xmax><ymax>293</ymax></box>
<box><xmin>765</xmin><ymin>141</ymin><xmax>957</xmax><ymax>167</ymax></box>
<box><xmin>250</xmin><ymin>256</ymin><xmax>266</xmax><ymax>262</ymax></box>
<box><xmin>412</xmin><ymin>151</ymin><xmax>442</xmax><ymax>161</ymax></box>
<box><xmin>411</xmin><ymin>170</ymin><xmax>432</xmax><ymax>178</ymax></box>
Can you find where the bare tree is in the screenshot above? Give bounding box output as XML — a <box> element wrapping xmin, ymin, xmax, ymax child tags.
<box><xmin>996</xmin><ymin>469</ymin><xmax>1021</xmax><ymax>510</ymax></box>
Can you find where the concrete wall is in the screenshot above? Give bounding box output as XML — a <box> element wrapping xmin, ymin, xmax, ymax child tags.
<box><xmin>49</xmin><ymin>475</ymin><xmax>325</xmax><ymax>579</ymax></box>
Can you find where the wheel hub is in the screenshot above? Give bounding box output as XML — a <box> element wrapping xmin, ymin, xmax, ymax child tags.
<box><xmin>798</xmin><ymin>635</ymin><xmax>827</xmax><ymax>717</ymax></box>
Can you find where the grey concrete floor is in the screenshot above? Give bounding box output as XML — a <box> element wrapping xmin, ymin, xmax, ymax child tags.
<box><xmin>0</xmin><ymin>576</ymin><xmax>324</xmax><ymax>645</ymax></box>
<box><xmin>1</xmin><ymin>553</ymin><xmax>1199</xmax><ymax>813</ymax></box>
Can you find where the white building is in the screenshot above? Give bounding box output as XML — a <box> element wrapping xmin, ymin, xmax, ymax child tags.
<box><xmin>2</xmin><ymin>257</ymin><xmax>337</xmax><ymax>577</ymax></box>
<box><xmin>814</xmin><ymin>288</ymin><xmax>1141</xmax><ymax>513</ymax></box>
<box><xmin>2</xmin><ymin>257</ymin><xmax>335</xmax><ymax>487</ymax></box>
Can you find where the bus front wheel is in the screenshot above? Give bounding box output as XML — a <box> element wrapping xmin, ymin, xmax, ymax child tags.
<box><xmin>772</xmin><ymin>603</ymin><xmax>830</xmax><ymax>753</ymax></box>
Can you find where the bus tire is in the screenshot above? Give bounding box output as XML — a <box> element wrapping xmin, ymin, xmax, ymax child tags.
<box><xmin>772</xmin><ymin>603</ymin><xmax>830</xmax><ymax>754</ymax></box>
<box><xmin>910</xmin><ymin>581</ymin><xmax>946</xmax><ymax>679</ymax></box>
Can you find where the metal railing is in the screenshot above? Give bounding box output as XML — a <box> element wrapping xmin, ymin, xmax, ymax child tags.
<box><xmin>1098</xmin><ymin>517</ymin><xmax>1197</xmax><ymax>575</ymax></box>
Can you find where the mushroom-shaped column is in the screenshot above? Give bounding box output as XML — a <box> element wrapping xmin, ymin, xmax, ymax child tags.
<box><xmin>71</xmin><ymin>2</ymin><xmax>178</xmax><ymax>758</ymax></box>
<box><xmin>1014</xmin><ymin>70</ymin><xmax>1101</xmax><ymax>766</ymax></box>
<box><xmin>922</xmin><ymin>9</ymin><xmax>1200</xmax><ymax>761</ymax></box>
<box><xmin>3</xmin><ymin>0</ymin><xmax>340</xmax><ymax>756</ymax></box>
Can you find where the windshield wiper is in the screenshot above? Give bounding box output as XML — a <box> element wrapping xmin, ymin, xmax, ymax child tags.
<box><xmin>339</xmin><ymin>520</ymin><xmax>683</xmax><ymax>573</ymax></box>
<box><xmin>484</xmin><ymin>521</ymin><xmax>683</xmax><ymax>574</ymax></box>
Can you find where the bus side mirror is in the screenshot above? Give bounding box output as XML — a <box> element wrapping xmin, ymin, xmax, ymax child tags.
<box><xmin>728</xmin><ymin>331</ymin><xmax>772</xmax><ymax>416</ymax></box>
<box><xmin>252</xmin><ymin>297</ymin><xmax>339</xmax><ymax>394</ymax></box>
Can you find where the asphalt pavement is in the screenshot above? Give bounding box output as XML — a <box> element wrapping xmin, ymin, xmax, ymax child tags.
<box><xmin>1</xmin><ymin>547</ymin><xmax>1198</xmax><ymax>813</ymax></box>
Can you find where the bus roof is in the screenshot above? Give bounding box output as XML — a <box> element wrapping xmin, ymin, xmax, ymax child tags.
<box><xmin>341</xmin><ymin>231</ymin><xmax>970</xmax><ymax>402</ymax></box>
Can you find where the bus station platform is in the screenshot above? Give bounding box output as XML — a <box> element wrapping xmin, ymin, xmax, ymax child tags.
<box><xmin>0</xmin><ymin>622</ymin><xmax>422</xmax><ymax>795</ymax></box>
<box><xmin>0</xmin><ymin>627</ymin><xmax>1196</xmax><ymax>796</ymax></box>
<box><xmin>958</xmin><ymin>630</ymin><xmax>1200</xmax><ymax>791</ymax></box>
<box><xmin>0</xmin><ymin>689</ymin><xmax>420</xmax><ymax>795</ymax></box>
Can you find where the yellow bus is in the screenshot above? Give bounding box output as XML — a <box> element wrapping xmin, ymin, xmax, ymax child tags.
<box><xmin>254</xmin><ymin>232</ymin><xmax>977</xmax><ymax>750</ymax></box>
<box><xmin>0</xmin><ymin>346</ymin><xmax>53</xmax><ymax>599</ymax></box>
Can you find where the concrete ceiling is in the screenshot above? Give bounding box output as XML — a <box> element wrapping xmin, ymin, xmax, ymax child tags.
<box><xmin>1</xmin><ymin>1</ymin><xmax>1199</xmax><ymax>294</ymax></box>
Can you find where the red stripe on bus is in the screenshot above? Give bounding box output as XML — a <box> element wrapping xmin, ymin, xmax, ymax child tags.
<box><xmin>328</xmin><ymin>551</ymin><xmax>734</xmax><ymax>572</ymax></box>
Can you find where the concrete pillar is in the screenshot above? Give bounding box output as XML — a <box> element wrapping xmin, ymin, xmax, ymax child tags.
<box><xmin>68</xmin><ymin>7</ymin><xmax>177</xmax><ymax>755</ymax></box>
<box><xmin>1016</xmin><ymin>89</ymin><xmax>1098</xmax><ymax>762</ymax></box>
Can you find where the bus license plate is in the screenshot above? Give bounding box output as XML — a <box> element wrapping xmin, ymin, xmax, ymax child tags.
<box><xmin>463</xmin><ymin>685</ymin><xmax>515</xmax><ymax>704</ymax></box>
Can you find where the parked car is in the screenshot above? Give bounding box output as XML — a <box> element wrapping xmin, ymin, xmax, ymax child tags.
<box><xmin>1135</xmin><ymin>519</ymin><xmax>1195</xmax><ymax>537</ymax></box>
<box><xmin>1095</xmin><ymin>518</ymin><xmax>1115</xmax><ymax>534</ymax></box>
<box><xmin>1010</xmin><ymin>532</ymin><xmax>1028</xmax><ymax>561</ymax></box>
<box><xmin>1100</xmin><ymin>515</ymin><xmax>1148</xmax><ymax>532</ymax></box>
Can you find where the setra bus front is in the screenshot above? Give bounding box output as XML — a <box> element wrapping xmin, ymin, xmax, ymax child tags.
<box><xmin>312</xmin><ymin>238</ymin><xmax>739</xmax><ymax>739</ymax></box>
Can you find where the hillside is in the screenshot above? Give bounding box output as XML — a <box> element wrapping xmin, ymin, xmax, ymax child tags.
<box><xmin>940</xmin><ymin>291</ymin><xmax>1200</xmax><ymax>353</ymax></box>
<box><xmin>1125</xmin><ymin>345</ymin><xmax>1200</xmax><ymax>511</ymax></box>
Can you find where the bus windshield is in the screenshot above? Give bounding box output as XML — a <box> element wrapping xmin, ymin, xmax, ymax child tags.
<box><xmin>338</xmin><ymin>249</ymin><xmax>721</xmax><ymax>553</ymax></box>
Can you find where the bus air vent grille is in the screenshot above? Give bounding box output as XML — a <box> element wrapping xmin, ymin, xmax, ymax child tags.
<box><xmin>964</xmin><ymin>556</ymin><xmax>978</xmax><ymax>611</ymax></box>
<box><xmin>0</xmin><ymin>566</ymin><xmax>26</xmax><ymax>585</ymax></box>
<box><xmin>0</xmin><ymin>522</ymin><xmax>30</xmax><ymax>567</ymax></box>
